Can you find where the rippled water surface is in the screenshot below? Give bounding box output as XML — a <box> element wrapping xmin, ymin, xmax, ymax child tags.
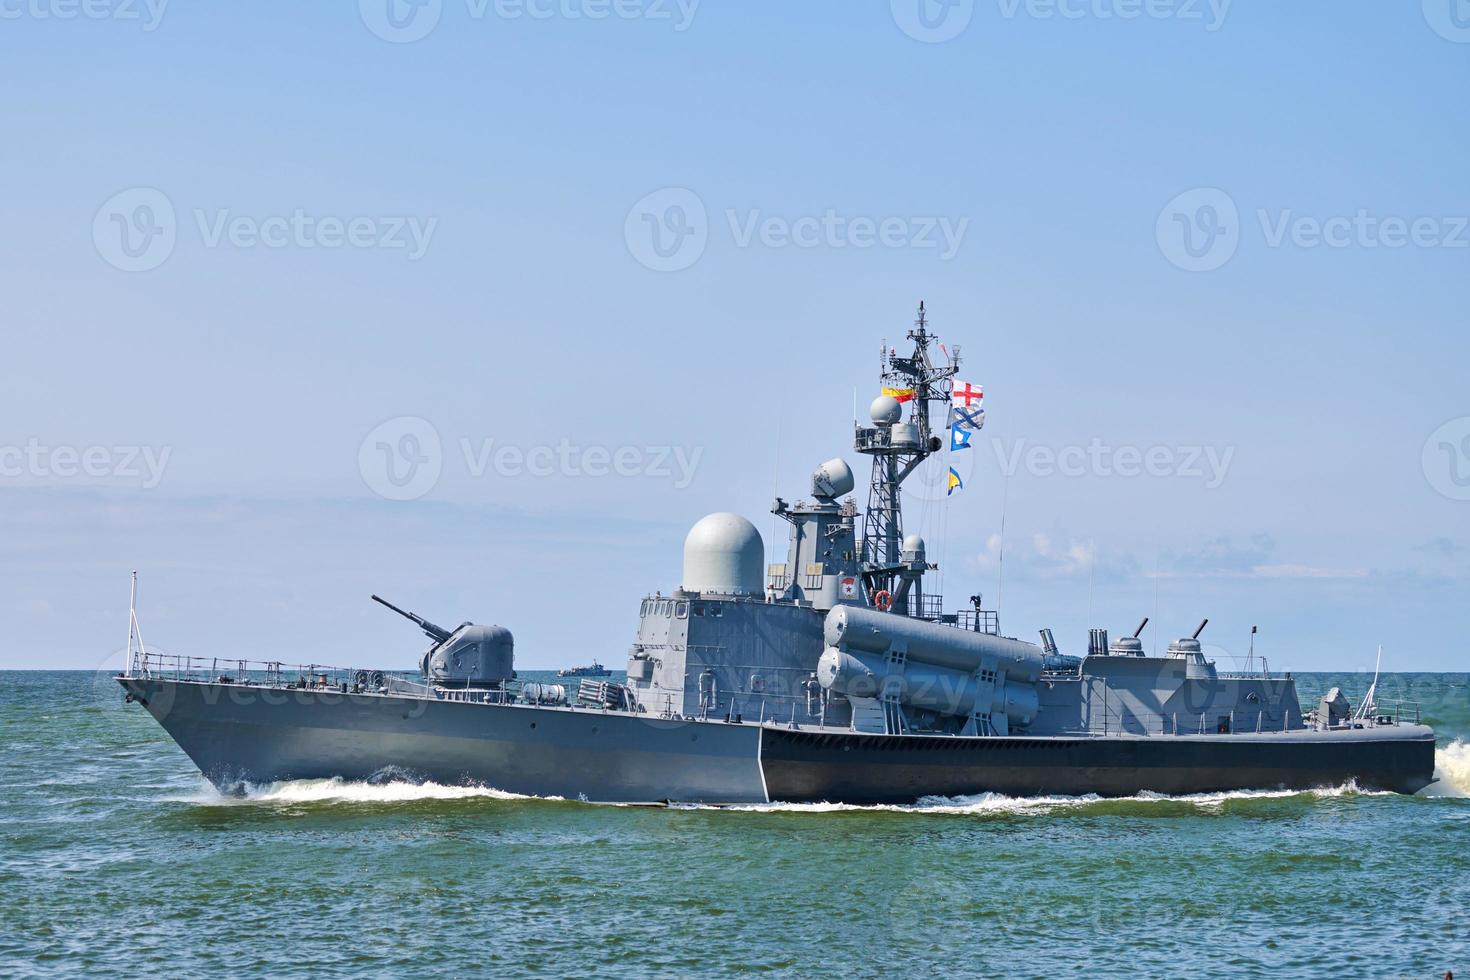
<box><xmin>2</xmin><ymin>670</ymin><xmax>1467</xmax><ymax>978</ymax></box>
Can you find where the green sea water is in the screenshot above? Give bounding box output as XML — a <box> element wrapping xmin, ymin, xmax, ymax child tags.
<box><xmin>2</xmin><ymin>670</ymin><xmax>1467</xmax><ymax>979</ymax></box>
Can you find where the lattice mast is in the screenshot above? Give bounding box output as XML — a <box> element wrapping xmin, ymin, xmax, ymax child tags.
<box><xmin>856</xmin><ymin>302</ymin><xmax>959</xmax><ymax>612</ymax></box>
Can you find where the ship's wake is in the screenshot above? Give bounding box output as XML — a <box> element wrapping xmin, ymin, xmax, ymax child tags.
<box><xmin>695</xmin><ymin>782</ymin><xmax>1395</xmax><ymax>817</ymax></box>
<box><xmin>185</xmin><ymin>775</ymin><xmax>555</xmax><ymax>807</ymax></box>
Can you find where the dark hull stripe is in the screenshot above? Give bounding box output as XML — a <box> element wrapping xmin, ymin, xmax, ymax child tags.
<box><xmin>757</xmin><ymin>727</ymin><xmax>1438</xmax><ymax>803</ymax></box>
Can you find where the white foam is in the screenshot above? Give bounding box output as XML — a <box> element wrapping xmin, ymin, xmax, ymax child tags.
<box><xmin>1425</xmin><ymin>740</ymin><xmax>1470</xmax><ymax>798</ymax></box>
<box><xmin>184</xmin><ymin>776</ymin><xmax>553</xmax><ymax>806</ymax></box>
<box><xmin>690</xmin><ymin>783</ymin><xmax>1385</xmax><ymax>816</ymax></box>
<box><xmin>178</xmin><ymin>773</ymin><xmax>1424</xmax><ymax>813</ymax></box>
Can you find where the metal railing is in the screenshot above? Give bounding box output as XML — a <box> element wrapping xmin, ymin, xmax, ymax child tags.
<box><xmin>1079</xmin><ymin>703</ymin><xmax>1300</xmax><ymax>737</ymax></box>
<box><xmin>129</xmin><ymin>650</ymin><xmax>383</xmax><ymax>689</ymax></box>
<box><xmin>124</xmin><ymin>650</ymin><xmax>523</xmax><ymax>703</ymax></box>
<box><xmin>1362</xmin><ymin>699</ymin><xmax>1422</xmax><ymax>726</ymax></box>
<box><xmin>952</xmin><ymin>609</ymin><xmax>1001</xmax><ymax>635</ymax></box>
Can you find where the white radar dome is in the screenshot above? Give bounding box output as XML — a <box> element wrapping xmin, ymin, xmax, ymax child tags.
<box><xmin>869</xmin><ymin>395</ymin><xmax>902</xmax><ymax>425</ymax></box>
<box><xmin>682</xmin><ymin>513</ymin><xmax>765</xmax><ymax>596</ymax></box>
<box><xmin>811</xmin><ymin>458</ymin><xmax>855</xmax><ymax>499</ymax></box>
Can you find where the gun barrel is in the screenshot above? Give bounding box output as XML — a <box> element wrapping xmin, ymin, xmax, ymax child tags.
<box><xmin>371</xmin><ymin>594</ymin><xmax>453</xmax><ymax>643</ymax></box>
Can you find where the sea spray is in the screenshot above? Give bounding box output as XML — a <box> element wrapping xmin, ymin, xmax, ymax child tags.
<box><xmin>183</xmin><ymin>776</ymin><xmax>553</xmax><ymax>806</ymax></box>
<box><xmin>1429</xmin><ymin>739</ymin><xmax>1470</xmax><ymax>797</ymax></box>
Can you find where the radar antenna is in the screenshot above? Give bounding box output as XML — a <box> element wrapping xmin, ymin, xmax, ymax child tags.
<box><xmin>854</xmin><ymin>301</ymin><xmax>960</xmax><ymax>615</ymax></box>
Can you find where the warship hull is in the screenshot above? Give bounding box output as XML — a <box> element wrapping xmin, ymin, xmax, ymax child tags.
<box><xmin>120</xmin><ymin>677</ymin><xmax>1437</xmax><ymax>804</ymax></box>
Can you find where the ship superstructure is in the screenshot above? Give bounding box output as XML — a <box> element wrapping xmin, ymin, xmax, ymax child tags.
<box><xmin>119</xmin><ymin>305</ymin><xmax>1437</xmax><ymax>803</ymax></box>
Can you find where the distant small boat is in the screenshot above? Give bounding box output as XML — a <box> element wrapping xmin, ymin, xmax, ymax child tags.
<box><xmin>557</xmin><ymin>661</ymin><xmax>612</xmax><ymax>678</ymax></box>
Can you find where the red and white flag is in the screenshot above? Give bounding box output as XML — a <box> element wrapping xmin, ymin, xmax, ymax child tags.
<box><xmin>951</xmin><ymin>380</ymin><xmax>984</xmax><ymax>408</ymax></box>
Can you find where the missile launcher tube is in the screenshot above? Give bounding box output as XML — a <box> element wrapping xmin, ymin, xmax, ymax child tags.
<box><xmin>824</xmin><ymin>606</ymin><xmax>1044</xmax><ymax>684</ymax></box>
<box><xmin>817</xmin><ymin>648</ymin><xmax>1039</xmax><ymax>725</ymax></box>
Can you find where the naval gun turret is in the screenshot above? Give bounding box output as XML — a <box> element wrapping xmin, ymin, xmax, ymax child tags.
<box><xmin>372</xmin><ymin>594</ymin><xmax>515</xmax><ymax>688</ymax></box>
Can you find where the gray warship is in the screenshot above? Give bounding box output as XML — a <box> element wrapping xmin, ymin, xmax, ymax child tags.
<box><xmin>119</xmin><ymin>305</ymin><xmax>1436</xmax><ymax>803</ymax></box>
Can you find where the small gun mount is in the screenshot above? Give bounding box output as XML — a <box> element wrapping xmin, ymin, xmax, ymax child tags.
<box><xmin>372</xmin><ymin>594</ymin><xmax>453</xmax><ymax>645</ymax></box>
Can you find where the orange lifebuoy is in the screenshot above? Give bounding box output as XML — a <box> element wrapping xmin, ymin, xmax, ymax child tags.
<box><xmin>873</xmin><ymin>589</ymin><xmax>893</xmax><ymax>611</ymax></box>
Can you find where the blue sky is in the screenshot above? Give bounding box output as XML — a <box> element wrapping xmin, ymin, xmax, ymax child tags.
<box><xmin>2</xmin><ymin>1</ymin><xmax>1467</xmax><ymax>671</ymax></box>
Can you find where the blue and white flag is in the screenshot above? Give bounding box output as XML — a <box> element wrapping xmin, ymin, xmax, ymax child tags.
<box><xmin>952</xmin><ymin>405</ymin><xmax>985</xmax><ymax>430</ymax></box>
<box><xmin>951</xmin><ymin>425</ymin><xmax>974</xmax><ymax>451</ymax></box>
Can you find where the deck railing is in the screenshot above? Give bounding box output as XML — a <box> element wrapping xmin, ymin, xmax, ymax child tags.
<box><xmin>127</xmin><ymin>649</ymin><xmax>414</xmax><ymax>691</ymax></box>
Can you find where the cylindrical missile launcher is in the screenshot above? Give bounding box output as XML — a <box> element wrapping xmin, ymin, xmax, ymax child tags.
<box><xmin>817</xmin><ymin>649</ymin><xmax>1040</xmax><ymax>724</ymax></box>
<box><xmin>825</xmin><ymin>606</ymin><xmax>1044</xmax><ymax>683</ymax></box>
<box><xmin>819</xmin><ymin>605</ymin><xmax>1045</xmax><ymax>733</ymax></box>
